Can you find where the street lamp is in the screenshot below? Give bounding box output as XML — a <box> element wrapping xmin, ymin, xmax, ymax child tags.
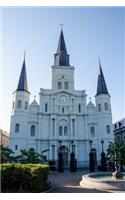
<box><xmin>89</xmin><ymin>140</ymin><xmax>93</xmax><ymax>152</ymax></box>
<box><xmin>101</xmin><ymin>140</ymin><xmax>104</xmax><ymax>152</ymax></box>
<box><xmin>100</xmin><ymin>139</ymin><xmax>107</xmax><ymax>171</ymax></box>
<box><xmin>71</xmin><ymin>140</ymin><xmax>74</xmax><ymax>153</ymax></box>
<box><xmin>89</xmin><ymin>140</ymin><xmax>95</xmax><ymax>172</ymax></box>
<box><xmin>59</xmin><ymin>140</ymin><xmax>62</xmax><ymax>153</ymax></box>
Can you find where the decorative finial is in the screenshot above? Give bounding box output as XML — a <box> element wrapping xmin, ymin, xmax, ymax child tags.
<box><xmin>60</xmin><ymin>23</ymin><xmax>64</xmax><ymax>30</ymax></box>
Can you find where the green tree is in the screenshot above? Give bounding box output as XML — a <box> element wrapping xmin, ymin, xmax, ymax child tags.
<box><xmin>19</xmin><ymin>149</ymin><xmax>41</xmax><ymax>164</ymax></box>
<box><xmin>15</xmin><ymin>148</ymin><xmax>49</xmax><ymax>164</ymax></box>
<box><xmin>107</xmin><ymin>140</ymin><xmax>125</xmax><ymax>165</ymax></box>
<box><xmin>0</xmin><ymin>145</ymin><xmax>15</xmax><ymax>163</ymax></box>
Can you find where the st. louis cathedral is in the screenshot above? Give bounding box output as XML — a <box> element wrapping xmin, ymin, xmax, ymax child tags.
<box><xmin>9</xmin><ymin>29</ymin><xmax>114</xmax><ymax>168</ymax></box>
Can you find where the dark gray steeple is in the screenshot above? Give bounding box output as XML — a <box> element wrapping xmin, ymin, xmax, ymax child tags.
<box><xmin>17</xmin><ymin>55</ymin><xmax>29</xmax><ymax>93</ymax></box>
<box><xmin>96</xmin><ymin>58</ymin><xmax>109</xmax><ymax>96</ymax></box>
<box><xmin>54</xmin><ymin>29</ymin><xmax>70</xmax><ymax>66</ymax></box>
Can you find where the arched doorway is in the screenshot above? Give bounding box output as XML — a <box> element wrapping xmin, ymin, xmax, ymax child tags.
<box><xmin>58</xmin><ymin>145</ymin><xmax>68</xmax><ymax>168</ymax></box>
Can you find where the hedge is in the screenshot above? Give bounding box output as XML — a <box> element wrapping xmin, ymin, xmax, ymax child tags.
<box><xmin>0</xmin><ymin>164</ymin><xmax>50</xmax><ymax>193</ymax></box>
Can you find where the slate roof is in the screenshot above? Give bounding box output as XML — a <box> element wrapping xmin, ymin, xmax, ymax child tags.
<box><xmin>17</xmin><ymin>58</ymin><xmax>29</xmax><ymax>92</ymax></box>
<box><xmin>96</xmin><ymin>59</ymin><xmax>109</xmax><ymax>95</ymax></box>
<box><xmin>54</xmin><ymin>29</ymin><xmax>70</xmax><ymax>66</ymax></box>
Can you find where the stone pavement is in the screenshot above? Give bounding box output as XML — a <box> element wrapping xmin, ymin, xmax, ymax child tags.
<box><xmin>48</xmin><ymin>171</ymin><xmax>125</xmax><ymax>193</ymax></box>
<box><xmin>48</xmin><ymin>171</ymin><xmax>111</xmax><ymax>193</ymax></box>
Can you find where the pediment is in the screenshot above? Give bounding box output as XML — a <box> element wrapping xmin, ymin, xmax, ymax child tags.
<box><xmin>52</xmin><ymin>90</ymin><xmax>75</xmax><ymax>96</ymax></box>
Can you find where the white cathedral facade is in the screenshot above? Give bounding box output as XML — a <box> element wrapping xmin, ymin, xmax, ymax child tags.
<box><xmin>9</xmin><ymin>30</ymin><xmax>114</xmax><ymax>168</ymax></box>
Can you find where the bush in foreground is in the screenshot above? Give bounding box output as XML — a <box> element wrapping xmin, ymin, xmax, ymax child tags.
<box><xmin>0</xmin><ymin>164</ymin><xmax>50</xmax><ymax>193</ymax></box>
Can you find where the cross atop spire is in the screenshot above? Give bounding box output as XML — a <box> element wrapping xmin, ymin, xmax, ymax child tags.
<box><xmin>54</xmin><ymin>29</ymin><xmax>70</xmax><ymax>66</ymax></box>
<box><xmin>96</xmin><ymin>58</ymin><xmax>109</xmax><ymax>96</ymax></box>
<box><xmin>17</xmin><ymin>55</ymin><xmax>29</xmax><ymax>93</ymax></box>
<box><xmin>60</xmin><ymin>23</ymin><xmax>64</xmax><ymax>30</ymax></box>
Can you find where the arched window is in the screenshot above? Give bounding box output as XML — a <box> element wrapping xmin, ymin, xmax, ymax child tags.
<box><xmin>52</xmin><ymin>119</ymin><xmax>55</xmax><ymax>136</ymax></box>
<box><xmin>91</xmin><ymin>126</ymin><xmax>95</xmax><ymax>137</ymax></box>
<box><xmin>115</xmin><ymin>124</ymin><xmax>117</xmax><ymax>129</ymax></box>
<box><xmin>62</xmin><ymin>107</ymin><xmax>65</xmax><ymax>113</ymax></box>
<box><xmin>15</xmin><ymin>123</ymin><xmax>20</xmax><ymax>133</ymax></box>
<box><xmin>17</xmin><ymin>100</ymin><xmax>22</xmax><ymax>109</ymax></box>
<box><xmin>25</xmin><ymin>101</ymin><xmax>28</xmax><ymax>110</ymax></box>
<box><xmin>106</xmin><ymin>125</ymin><xmax>110</xmax><ymax>134</ymax></box>
<box><xmin>72</xmin><ymin>99</ymin><xmax>74</xmax><ymax>113</ymax></box>
<box><xmin>64</xmin><ymin>126</ymin><xmax>68</xmax><ymax>136</ymax></box>
<box><xmin>72</xmin><ymin>119</ymin><xmax>75</xmax><ymax>137</ymax></box>
<box><xmin>31</xmin><ymin>125</ymin><xmax>35</xmax><ymax>136</ymax></box>
<box><xmin>104</xmin><ymin>103</ymin><xmax>108</xmax><ymax>111</ymax></box>
<box><xmin>59</xmin><ymin>126</ymin><xmax>62</xmax><ymax>136</ymax></box>
<box><xmin>78</xmin><ymin>104</ymin><xmax>81</xmax><ymax>113</ymax></box>
<box><xmin>119</xmin><ymin>122</ymin><xmax>122</xmax><ymax>128</ymax></box>
<box><xmin>64</xmin><ymin>81</ymin><xmax>68</xmax><ymax>89</ymax></box>
<box><xmin>58</xmin><ymin>81</ymin><xmax>62</xmax><ymax>89</ymax></box>
<box><xmin>53</xmin><ymin>98</ymin><xmax>55</xmax><ymax>112</ymax></box>
<box><xmin>15</xmin><ymin>145</ymin><xmax>18</xmax><ymax>150</ymax></box>
<box><xmin>45</xmin><ymin>103</ymin><xmax>48</xmax><ymax>112</ymax></box>
<box><xmin>98</xmin><ymin>104</ymin><xmax>101</xmax><ymax>112</ymax></box>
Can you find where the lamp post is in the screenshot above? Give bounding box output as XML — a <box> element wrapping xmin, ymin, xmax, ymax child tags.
<box><xmin>100</xmin><ymin>139</ymin><xmax>106</xmax><ymax>171</ymax></box>
<box><xmin>101</xmin><ymin>140</ymin><xmax>104</xmax><ymax>152</ymax></box>
<box><xmin>89</xmin><ymin>140</ymin><xmax>95</xmax><ymax>172</ymax></box>
<box><xmin>59</xmin><ymin>140</ymin><xmax>62</xmax><ymax>152</ymax></box>
<box><xmin>89</xmin><ymin>140</ymin><xmax>93</xmax><ymax>151</ymax></box>
<box><xmin>71</xmin><ymin>140</ymin><xmax>74</xmax><ymax>153</ymax></box>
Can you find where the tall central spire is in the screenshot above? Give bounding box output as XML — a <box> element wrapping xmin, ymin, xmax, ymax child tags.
<box><xmin>17</xmin><ymin>54</ymin><xmax>29</xmax><ymax>93</ymax></box>
<box><xmin>54</xmin><ymin>29</ymin><xmax>70</xmax><ymax>66</ymax></box>
<box><xmin>96</xmin><ymin>58</ymin><xmax>109</xmax><ymax>96</ymax></box>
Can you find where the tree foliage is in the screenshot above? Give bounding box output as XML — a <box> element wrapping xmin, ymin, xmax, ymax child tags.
<box><xmin>15</xmin><ymin>148</ymin><xmax>49</xmax><ymax>164</ymax></box>
<box><xmin>106</xmin><ymin>140</ymin><xmax>125</xmax><ymax>165</ymax></box>
<box><xmin>0</xmin><ymin>145</ymin><xmax>49</xmax><ymax>164</ymax></box>
<box><xmin>0</xmin><ymin>145</ymin><xmax>15</xmax><ymax>163</ymax></box>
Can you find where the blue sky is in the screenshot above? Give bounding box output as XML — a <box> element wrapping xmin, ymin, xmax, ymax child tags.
<box><xmin>1</xmin><ymin>7</ymin><xmax>125</xmax><ymax>132</ymax></box>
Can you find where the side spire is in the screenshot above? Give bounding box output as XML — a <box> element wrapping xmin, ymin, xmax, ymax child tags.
<box><xmin>96</xmin><ymin>58</ymin><xmax>109</xmax><ymax>95</ymax></box>
<box><xmin>17</xmin><ymin>53</ymin><xmax>29</xmax><ymax>92</ymax></box>
<box><xmin>54</xmin><ymin>29</ymin><xmax>70</xmax><ymax>66</ymax></box>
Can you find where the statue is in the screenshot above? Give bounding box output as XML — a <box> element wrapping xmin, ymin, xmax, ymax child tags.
<box><xmin>112</xmin><ymin>162</ymin><xmax>123</xmax><ymax>179</ymax></box>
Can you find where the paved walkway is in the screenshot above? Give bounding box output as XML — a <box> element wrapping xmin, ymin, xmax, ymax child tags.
<box><xmin>48</xmin><ymin>171</ymin><xmax>125</xmax><ymax>193</ymax></box>
<box><xmin>48</xmin><ymin>171</ymin><xmax>112</xmax><ymax>193</ymax></box>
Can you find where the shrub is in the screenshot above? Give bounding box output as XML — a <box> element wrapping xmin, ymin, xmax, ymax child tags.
<box><xmin>0</xmin><ymin>164</ymin><xmax>50</xmax><ymax>193</ymax></box>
